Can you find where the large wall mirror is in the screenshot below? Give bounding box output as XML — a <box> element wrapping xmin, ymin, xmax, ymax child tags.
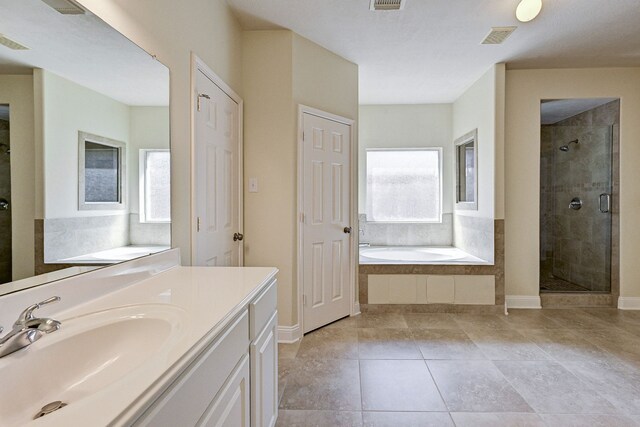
<box><xmin>0</xmin><ymin>0</ymin><xmax>171</xmax><ymax>295</ymax></box>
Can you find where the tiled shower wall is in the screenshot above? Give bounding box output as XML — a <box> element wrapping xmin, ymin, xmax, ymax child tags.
<box><xmin>358</xmin><ymin>213</ymin><xmax>453</xmax><ymax>246</ymax></box>
<box><xmin>540</xmin><ymin>100</ymin><xmax>619</xmax><ymax>292</ymax></box>
<box><xmin>0</xmin><ymin>119</ymin><xmax>10</xmax><ymax>283</ymax></box>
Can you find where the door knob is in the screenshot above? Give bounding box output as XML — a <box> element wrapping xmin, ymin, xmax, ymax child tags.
<box><xmin>343</xmin><ymin>227</ymin><xmax>352</xmax><ymax>234</ymax></box>
<box><xmin>0</xmin><ymin>198</ymin><xmax>8</xmax><ymax>211</ymax></box>
<box><xmin>233</xmin><ymin>232</ymin><xmax>244</xmax><ymax>242</ymax></box>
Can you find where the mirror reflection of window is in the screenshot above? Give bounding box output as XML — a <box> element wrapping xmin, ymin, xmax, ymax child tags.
<box><xmin>139</xmin><ymin>149</ymin><xmax>171</xmax><ymax>223</ymax></box>
<box><xmin>84</xmin><ymin>141</ymin><xmax>120</xmax><ymax>203</ymax></box>
<box><xmin>78</xmin><ymin>131</ymin><xmax>126</xmax><ymax>211</ymax></box>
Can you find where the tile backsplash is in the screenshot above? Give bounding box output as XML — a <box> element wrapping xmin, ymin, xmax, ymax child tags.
<box><xmin>359</xmin><ymin>213</ymin><xmax>453</xmax><ymax>246</ymax></box>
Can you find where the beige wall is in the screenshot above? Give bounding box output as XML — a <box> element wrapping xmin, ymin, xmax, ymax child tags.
<box><xmin>77</xmin><ymin>0</ymin><xmax>244</xmax><ymax>263</ymax></box>
<box><xmin>292</xmin><ymin>33</ymin><xmax>359</xmax><ymax>325</ymax></box>
<box><xmin>37</xmin><ymin>70</ymin><xmax>131</xmax><ymax>219</ymax></box>
<box><xmin>505</xmin><ymin>68</ymin><xmax>640</xmax><ymax>301</ymax></box>
<box><xmin>358</xmin><ymin>104</ymin><xmax>453</xmax><ymax>213</ymax></box>
<box><xmin>243</xmin><ymin>31</ymin><xmax>358</xmax><ymax>328</ymax></box>
<box><xmin>452</xmin><ymin>64</ymin><xmax>505</xmax><ymax>220</ymax></box>
<box><xmin>128</xmin><ymin>106</ymin><xmax>171</xmax><ymax>215</ymax></box>
<box><xmin>0</xmin><ymin>75</ymin><xmax>35</xmax><ymax>280</ymax></box>
<box><xmin>292</xmin><ymin>34</ymin><xmax>359</xmax><ymax>125</ymax></box>
<box><xmin>243</xmin><ymin>31</ymin><xmax>295</xmax><ymax>326</ymax></box>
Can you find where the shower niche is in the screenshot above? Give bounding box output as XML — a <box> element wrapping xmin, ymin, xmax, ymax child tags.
<box><xmin>539</xmin><ymin>98</ymin><xmax>619</xmax><ymax>294</ymax></box>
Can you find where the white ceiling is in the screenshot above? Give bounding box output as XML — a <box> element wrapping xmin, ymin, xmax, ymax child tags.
<box><xmin>0</xmin><ymin>0</ymin><xmax>169</xmax><ymax>106</ymax></box>
<box><xmin>227</xmin><ymin>0</ymin><xmax>640</xmax><ymax>104</ymax></box>
<box><xmin>540</xmin><ymin>98</ymin><xmax>617</xmax><ymax>124</ymax></box>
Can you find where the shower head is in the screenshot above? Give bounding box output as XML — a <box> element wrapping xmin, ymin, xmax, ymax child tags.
<box><xmin>558</xmin><ymin>139</ymin><xmax>579</xmax><ymax>152</ymax></box>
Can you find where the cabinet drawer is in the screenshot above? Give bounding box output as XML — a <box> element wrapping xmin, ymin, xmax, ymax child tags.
<box><xmin>250</xmin><ymin>279</ymin><xmax>277</xmax><ymax>340</ymax></box>
<box><xmin>134</xmin><ymin>310</ymin><xmax>250</xmax><ymax>427</ymax></box>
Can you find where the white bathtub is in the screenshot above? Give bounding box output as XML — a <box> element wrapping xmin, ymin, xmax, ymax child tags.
<box><xmin>55</xmin><ymin>245</ymin><xmax>171</xmax><ymax>264</ymax></box>
<box><xmin>359</xmin><ymin>246</ymin><xmax>488</xmax><ymax>265</ymax></box>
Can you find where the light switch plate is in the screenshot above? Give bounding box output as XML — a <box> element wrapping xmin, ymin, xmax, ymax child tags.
<box><xmin>249</xmin><ymin>178</ymin><xmax>258</xmax><ymax>193</ymax></box>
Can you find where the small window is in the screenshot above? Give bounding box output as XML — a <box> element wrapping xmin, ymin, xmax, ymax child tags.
<box><xmin>366</xmin><ymin>148</ymin><xmax>442</xmax><ymax>222</ymax></box>
<box><xmin>455</xmin><ymin>129</ymin><xmax>478</xmax><ymax>210</ymax></box>
<box><xmin>78</xmin><ymin>131</ymin><xmax>126</xmax><ymax>210</ymax></box>
<box><xmin>139</xmin><ymin>149</ymin><xmax>171</xmax><ymax>223</ymax></box>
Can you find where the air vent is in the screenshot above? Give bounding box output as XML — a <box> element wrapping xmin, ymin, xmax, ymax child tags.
<box><xmin>0</xmin><ymin>34</ymin><xmax>29</xmax><ymax>51</ymax></box>
<box><xmin>370</xmin><ymin>0</ymin><xmax>405</xmax><ymax>11</ymax></box>
<box><xmin>481</xmin><ymin>26</ymin><xmax>517</xmax><ymax>44</ymax></box>
<box><xmin>40</xmin><ymin>0</ymin><xmax>86</xmax><ymax>15</ymax></box>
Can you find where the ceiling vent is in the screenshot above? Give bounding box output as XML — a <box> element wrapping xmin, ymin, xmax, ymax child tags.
<box><xmin>40</xmin><ymin>0</ymin><xmax>86</xmax><ymax>15</ymax></box>
<box><xmin>370</xmin><ymin>0</ymin><xmax>405</xmax><ymax>11</ymax></box>
<box><xmin>481</xmin><ymin>27</ymin><xmax>517</xmax><ymax>44</ymax></box>
<box><xmin>0</xmin><ymin>34</ymin><xmax>29</xmax><ymax>51</ymax></box>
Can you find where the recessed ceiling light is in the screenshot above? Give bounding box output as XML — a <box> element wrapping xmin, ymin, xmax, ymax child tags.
<box><xmin>516</xmin><ymin>0</ymin><xmax>542</xmax><ymax>22</ymax></box>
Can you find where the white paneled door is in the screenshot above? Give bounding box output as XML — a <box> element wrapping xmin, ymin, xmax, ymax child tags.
<box><xmin>301</xmin><ymin>111</ymin><xmax>352</xmax><ymax>333</ymax></box>
<box><xmin>194</xmin><ymin>66</ymin><xmax>242</xmax><ymax>266</ymax></box>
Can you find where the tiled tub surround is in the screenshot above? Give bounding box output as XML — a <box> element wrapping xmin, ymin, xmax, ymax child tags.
<box><xmin>453</xmin><ymin>214</ymin><xmax>494</xmax><ymax>264</ymax></box>
<box><xmin>36</xmin><ymin>214</ymin><xmax>171</xmax><ymax>274</ymax></box>
<box><xmin>359</xmin><ymin>220</ymin><xmax>504</xmax><ymax>309</ymax></box>
<box><xmin>368</xmin><ymin>274</ymin><xmax>495</xmax><ymax>305</ymax></box>
<box><xmin>43</xmin><ymin>215</ymin><xmax>129</xmax><ymax>262</ymax></box>
<box><xmin>359</xmin><ymin>213</ymin><xmax>453</xmax><ymax>246</ymax></box>
<box><xmin>540</xmin><ymin>100</ymin><xmax>620</xmax><ymax>297</ymax></box>
<box><xmin>129</xmin><ymin>213</ymin><xmax>171</xmax><ymax>246</ymax></box>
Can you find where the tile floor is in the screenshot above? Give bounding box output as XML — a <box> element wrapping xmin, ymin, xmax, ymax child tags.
<box><xmin>276</xmin><ymin>309</ymin><xmax>640</xmax><ymax>426</ymax></box>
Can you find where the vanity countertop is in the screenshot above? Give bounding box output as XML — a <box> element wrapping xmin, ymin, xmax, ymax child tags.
<box><xmin>5</xmin><ymin>265</ymin><xmax>277</xmax><ymax>427</ymax></box>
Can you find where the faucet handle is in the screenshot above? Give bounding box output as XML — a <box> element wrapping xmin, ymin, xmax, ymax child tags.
<box><xmin>14</xmin><ymin>296</ymin><xmax>61</xmax><ymax>327</ymax></box>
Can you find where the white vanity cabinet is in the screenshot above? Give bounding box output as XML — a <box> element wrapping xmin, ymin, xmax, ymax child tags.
<box><xmin>133</xmin><ymin>278</ymin><xmax>278</xmax><ymax>427</ymax></box>
<box><xmin>250</xmin><ymin>280</ymin><xmax>278</xmax><ymax>427</ymax></box>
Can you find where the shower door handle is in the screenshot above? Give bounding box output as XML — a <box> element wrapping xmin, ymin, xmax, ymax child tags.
<box><xmin>599</xmin><ymin>193</ymin><xmax>611</xmax><ymax>213</ymax></box>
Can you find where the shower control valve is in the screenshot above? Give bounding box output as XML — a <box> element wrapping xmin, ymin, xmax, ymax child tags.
<box><xmin>569</xmin><ymin>197</ymin><xmax>583</xmax><ymax>210</ymax></box>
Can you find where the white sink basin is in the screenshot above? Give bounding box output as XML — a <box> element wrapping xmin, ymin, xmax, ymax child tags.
<box><xmin>0</xmin><ymin>304</ymin><xmax>185</xmax><ymax>426</ymax></box>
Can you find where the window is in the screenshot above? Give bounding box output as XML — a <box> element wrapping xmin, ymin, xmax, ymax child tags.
<box><xmin>366</xmin><ymin>148</ymin><xmax>442</xmax><ymax>222</ymax></box>
<box><xmin>139</xmin><ymin>149</ymin><xmax>171</xmax><ymax>223</ymax></box>
<box><xmin>78</xmin><ymin>131</ymin><xmax>126</xmax><ymax>211</ymax></box>
<box><xmin>455</xmin><ymin>129</ymin><xmax>478</xmax><ymax>210</ymax></box>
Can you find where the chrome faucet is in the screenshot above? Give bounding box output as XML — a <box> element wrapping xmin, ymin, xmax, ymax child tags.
<box><xmin>0</xmin><ymin>296</ymin><xmax>61</xmax><ymax>358</ymax></box>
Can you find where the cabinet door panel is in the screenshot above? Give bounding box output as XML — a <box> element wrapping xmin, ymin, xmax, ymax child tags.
<box><xmin>134</xmin><ymin>311</ymin><xmax>249</xmax><ymax>427</ymax></box>
<box><xmin>251</xmin><ymin>312</ymin><xmax>278</xmax><ymax>427</ymax></box>
<box><xmin>250</xmin><ymin>279</ymin><xmax>277</xmax><ymax>339</ymax></box>
<box><xmin>198</xmin><ymin>355</ymin><xmax>250</xmax><ymax>427</ymax></box>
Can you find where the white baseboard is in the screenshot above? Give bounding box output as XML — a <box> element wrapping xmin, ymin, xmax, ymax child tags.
<box><xmin>278</xmin><ymin>324</ymin><xmax>302</xmax><ymax>343</ymax></box>
<box><xmin>353</xmin><ymin>303</ymin><xmax>361</xmax><ymax>316</ymax></box>
<box><xmin>506</xmin><ymin>295</ymin><xmax>542</xmax><ymax>309</ymax></box>
<box><xmin>618</xmin><ymin>297</ymin><xmax>640</xmax><ymax>310</ymax></box>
